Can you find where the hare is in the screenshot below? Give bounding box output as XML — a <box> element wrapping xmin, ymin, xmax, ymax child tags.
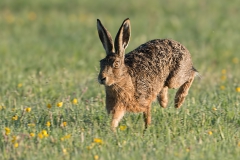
<box><xmin>97</xmin><ymin>18</ymin><xmax>197</xmax><ymax>131</ymax></box>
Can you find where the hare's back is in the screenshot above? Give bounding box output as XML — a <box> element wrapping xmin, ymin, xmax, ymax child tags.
<box><xmin>125</xmin><ymin>39</ymin><xmax>192</xmax><ymax>72</ymax></box>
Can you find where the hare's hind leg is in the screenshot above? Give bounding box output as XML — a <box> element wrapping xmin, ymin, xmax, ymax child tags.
<box><xmin>174</xmin><ymin>74</ymin><xmax>195</xmax><ymax>108</ymax></box>
<box><xmin>143</xmin><ymin>107</ymin><xmax>151</xmax><ymax>129</ymax></box>
<box><xmin>157</xmin><ymin>86</ymin><xmax>168</xmax><ymax>108</ymax></box>
<box><xmin>111</xmin><ymin>109</ymin><xmax>125</xmax><ymax>132</ymax></box>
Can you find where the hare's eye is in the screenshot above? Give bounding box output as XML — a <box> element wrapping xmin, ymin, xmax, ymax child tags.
<box><xmin>113</xmin><ymin>60</ymin><xmax>121</xmax><ymax>68</ymax></box>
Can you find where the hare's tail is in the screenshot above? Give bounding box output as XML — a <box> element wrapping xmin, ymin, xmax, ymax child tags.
<box><xmin>192</xmin><ymin>67</ymin><xmax>201</xmax><ymax>79</ymax></box>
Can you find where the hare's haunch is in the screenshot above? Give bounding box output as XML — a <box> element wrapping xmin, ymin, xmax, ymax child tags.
<box><xmin>97</xmin><ymin>18</ymin><xmax>197</xmax><ymax>131</ymax></box>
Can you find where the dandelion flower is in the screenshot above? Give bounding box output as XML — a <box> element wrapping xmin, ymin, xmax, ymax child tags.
<box><xmin>14</xmin><ymin>143</ymin><xmax>19</xmax><ymax>148</ymax></box>
<box><xmin>5</xmin><ymin>127</ymin><xmax>11</xmax><ymax>135</ymax></box>
<box><xmin>119</xmin><ymin>125</ymin><xmax>127</xmax><ymax>131</ymax></box>
<box><xmin>42</xmin><ymin>130</ymin><xmax>49</xmax><ymax>137</ymax></box>
<box><xmin>28</xmin><ymin>123</ymin><xmax>36</xmax><ymax>127</ymax></box>
<box><xmin>47</xmin><ymin>103</ymin><xmax>52</xmax><ymax>109</ymax></box>
<box><xmin>208</xmin><ymin>131</ymin><xmax>213</xmax><ymax>135</ymax></box>
<box><xmin>87</xmin><ymin>143</ymin><xmax>95</xmax><ymax>150</ymax></box>
<box><xmin>25</xmin><ymin>107</ymin><xmax>31</xmax><ymax>112</ymax></box>
<box><xmin>221</xmin><ymin>75</ymin><xmax>226</xmax><ymax>81</ymax></box>
<box><xmin>236</xmin><ymin>87</ymin><xmax>240</xmax><ymax>93</ymax></box>
<box><xmin>12</xmin><ymin>115</ymin><xmax>18</xmax><ymax>121</ymax></box>
<box><xmin>30</xmin><ymin>133</ymin><xmax>35</xmax><ymax>137</ymax></box>
<box><xmin>221</xmin><ymin>69</ymin><xmax>226</xmax><ymax>74</ymax></box>
<box><xmin>64</xmin><ymin>134</ymin><xmax>71</xmax><ymax>139</ymax></box>
<box><xmin>61</xmin><ymin>134</ymin><xmax>71</xmax><ymax>141</ymax></box>
<box><xmin>94</xmin><ymin>155</ymin><xmax>99</xmax><ymax>160</ymax></box>
<box><xmin>11</xmin><ymin>136</ymin><xmax>17</xmax><ymax>143</ymax></box>
<box><xmin>38</xmin><ymin>130</ymin><xmax>49</xmax><ymax>139</ymax></box>
<box><xmin>94</xmin><ymin>138</ymin><xmax>103</xmax><ymax>144</ymax></box>
<box><xmin>186</xmin><ymin>148</ymin><xmax>190</xmax><ymax>152</ymax></box>
<box><xmin>232</xmin><ymin>57</ymin><xmax>239</xmax><ymax>64</ymax></box>
<box><xmin>62</xmin><ymin>121</ymin><xmax>67</xmax><ymax>127</ymax></box>
<box><xmin>38</xmin><ymin>133</ymin><xmax>43</xmax><ymax>139</ymax></box>
<box><xmin>18</xmin><ymin>83</ymin><xmax>22</xmax><ymax>88</ymax></box>
<box><xmin>46</xmin><ymin>121</ymin><xmax>51</xmax><ymax>127</ymax></box>
<box><xmin>62</xmin><ymin>148</ymin><xmax>67</xmax><ymax>155</ymax></box>
<box><xmin>72</xmin><ymin>98</ymin><xmax>78</xmax><ymax>105</ymax></box>
<box><xmin>220</xmin><ymin>85</ymin><xmax>225</xmax><ymax>90</ymax></box>
<box><xmin>57</xmin><ymin>102</ymin><xmax>63</xmax><ymax>107</ymax></box>
<box><xmin>212</xmin><ymin>107</ymin><xmax>217</xmax><ymax>111</ymax></box>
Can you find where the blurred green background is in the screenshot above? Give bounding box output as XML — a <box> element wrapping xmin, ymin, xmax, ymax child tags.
<box><xmin>0</xmin><ymin>0</ymin><xmax>240</xmax><ymax>159</ymax></box>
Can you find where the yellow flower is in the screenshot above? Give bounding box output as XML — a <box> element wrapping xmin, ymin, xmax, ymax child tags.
<box><xmin>208</xmin><ymin>131</ymin><xmax>213</xmax><ymax>135</ymax></box>
<box><xmin>212</xmin><ymin>107</ymin><xmax>217</xmax><ymax>111</ymax></box>
<box><xmin>47</xmin><ymin>103</ymin><xmax>52</xmax><ymax>109</ymax></box>
<box><xmin>11</xmin><ymin>136</ymin><xmax>17</xmax><ymax>143</ymax></box>
<box><xmin>94</xmin><ymin>138</ymin><xmax>103</xmax><ymax>144</ymax></box>
<box><xmin>232</xmin><ymin>57</ymin><xmax>239</xmax><ymax>64</ymax></box>
<box><xmin>87</xmin><ymin>143</ymin><xmax>95</xmax><ymax>150</ymax></box>
<box><xmin>221</xmin><ymin>75</ymin><xmax>226</xmax><ymax>81</ymax></box>
<box><xmin>18</xmin><ymin>83</ymin><xmax>23</xmax><ymax>88</ymax></box>
<box><xmin>5</xmin><ymin>127</ymin><xmax>11</xmax><ymax>135</ymax></box>
<box><xmin>38</xmin><ymin>133</ymin><xmax>43</xmax><ymax>139</ymax></box>
<box><xmin>236</xmin><ymin>87</ymin><xmax>240</xmax><ymax>93</ymax></box>
<box><xmin>46</xmin><ymin>121</ymin><xmax>51</xmax><ymax>127</ymax></box>
<box><xmin>72</xmin><ymin>98</ymin><xmax>78</xmax><ymax>105</ymax></box>
<box><xmin>220</xmin><ymin>85</ymin><xmax>225</xmax><ymax>90</ymax></box>
<box><xmin>38</xmin><ymin>130</ymin><xmax>49</xmax><ymax>139</ymax></box>
<box><xmin>119</xmin><ymin>125</ymin><xmax>127</xmax><ymax>131</ymax></box>
<box><xmin>57</xmin><ymin>102</ymin><xmax>63</xmax><ymax>107</ymax></box>
<box><xmin>25</xmin><ymin>107</ymin><xmax>31</xmax><ymax>112</ymax></box>
<box><xmin>62</xmin><ymin>121</ymin><xmax>67</xmax><ymax>127</ymax></box>
<box><xmin>30</xmin><ymin>133</ymin><xmax>35</xmax><ymax>137</ymax></box>
<box><xmin>28</xmin><ymin>123</ymin><xmax>36</xmax><ymax>127</ymax></box>
<box><xmin>42</xmin><ymin>130</ymin><xmax>49</xmax><ymax>137</ymax></box>
<box><xmin>62</xmin><ymin>148</ymin><xmax>67</xmax><ymax>155</ymax></box>
<box><xmin>221</xmin><ymin>69</ymin><xmax>226</xmax><ymax>74</ymax></box>
<box><xmin>14</xmin><ymin>143</ymin><xmax>19</xmax><ymax>148</ymax></box>
<box><xmin>94</xmin><ymin>155</ymin><xmax>99</xmax><ymax>160</ymax></box>
<box><xmin>12</xmin><ymin>115</ymin><xmax>18</xmax><ymax>121</ymax></box>
<box><xmin>61</xmin><ymin>134</ymin><xmax>71</xmax><ymax>141</ymax></box>
<box><xmin>186</xmin><ymin>148</ymin><xmax>190</xmax><ymax>152</ymax></box>
<box><xmin>0</xmin><ymin>106</ymin><xmax>6</xmax><ymax>110</ymax></box>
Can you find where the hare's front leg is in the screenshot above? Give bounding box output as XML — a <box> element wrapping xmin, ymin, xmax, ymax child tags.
<box><xmin>111</xmin><ymin>109</ymin><xmax>125</xmax><ymax>132</ymax></box>
<box><xmin>157</xmin><ymin>86</ymin><xmax>169</xmax><ymax>108</ymax></box>
<box><xmin>175</xmin><ymin>75</ymin><xmax>195</xmax><ymax>108</ymax></box>
<box><xmin>143</xmin><ymin>107</ymin><xmax>151</xmax><ymax>129</ymax></box>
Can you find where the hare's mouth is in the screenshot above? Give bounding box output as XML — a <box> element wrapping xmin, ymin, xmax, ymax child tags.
<box><xmin>98</xmin><ymin>77</ymin><xmax>115</xmax><ymax>87</ymax></box>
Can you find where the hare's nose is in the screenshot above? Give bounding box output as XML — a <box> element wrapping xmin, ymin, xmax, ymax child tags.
<box><xmin>98</xmin><ymin>77</ymin><xmax>106</xmax><ymax>84</ymax></box>
<box><xmin>101</xmin><ymin>77</ymin><xmax>106</xmax><ymax>83</ymax></box>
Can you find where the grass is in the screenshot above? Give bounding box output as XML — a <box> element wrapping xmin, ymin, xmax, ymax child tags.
<box><xmin>0</xmin><ymin>0</ymin><xmax>240</xmax><ymax>159</ymax></box>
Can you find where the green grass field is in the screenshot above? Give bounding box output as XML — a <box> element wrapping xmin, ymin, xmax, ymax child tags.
<box><xmin>0</xmin><ymin>0</ymin><xmax>240</xmax><ymax>159</ymax></box>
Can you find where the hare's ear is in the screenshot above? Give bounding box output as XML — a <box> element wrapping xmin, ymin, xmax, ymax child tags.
<box><xmin>114</xmin><ymin>18</ymin><xmax>131</xmax><ymax>57</ymax></box>
<box><xmin>97</xmin><ymin>19</ymin><xmax>115</xmax><ymax>55</ymax></box>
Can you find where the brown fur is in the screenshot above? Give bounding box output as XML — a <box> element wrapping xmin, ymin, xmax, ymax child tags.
<box><xmin>97</xmin><ymin>18</ymin><xmax>197</xmax><ymax>131</ymax></box>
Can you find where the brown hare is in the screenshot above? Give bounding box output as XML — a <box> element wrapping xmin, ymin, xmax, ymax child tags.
<box><xmin>97</xmin><ymin>18</ymin><xmax>197</xmax><ymax>131</ymax></box>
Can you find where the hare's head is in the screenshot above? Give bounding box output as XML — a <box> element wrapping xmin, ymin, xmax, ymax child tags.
<box><xmin>97</xmin><ymin>18</ymin><xmax>131</xmax><ymax>86</ymax></box>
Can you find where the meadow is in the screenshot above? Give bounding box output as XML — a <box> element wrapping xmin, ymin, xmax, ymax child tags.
<box><xmin>0</xmin><ymin>0</ymin><xmax>240</xmax><ymax>159</ymax></box>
